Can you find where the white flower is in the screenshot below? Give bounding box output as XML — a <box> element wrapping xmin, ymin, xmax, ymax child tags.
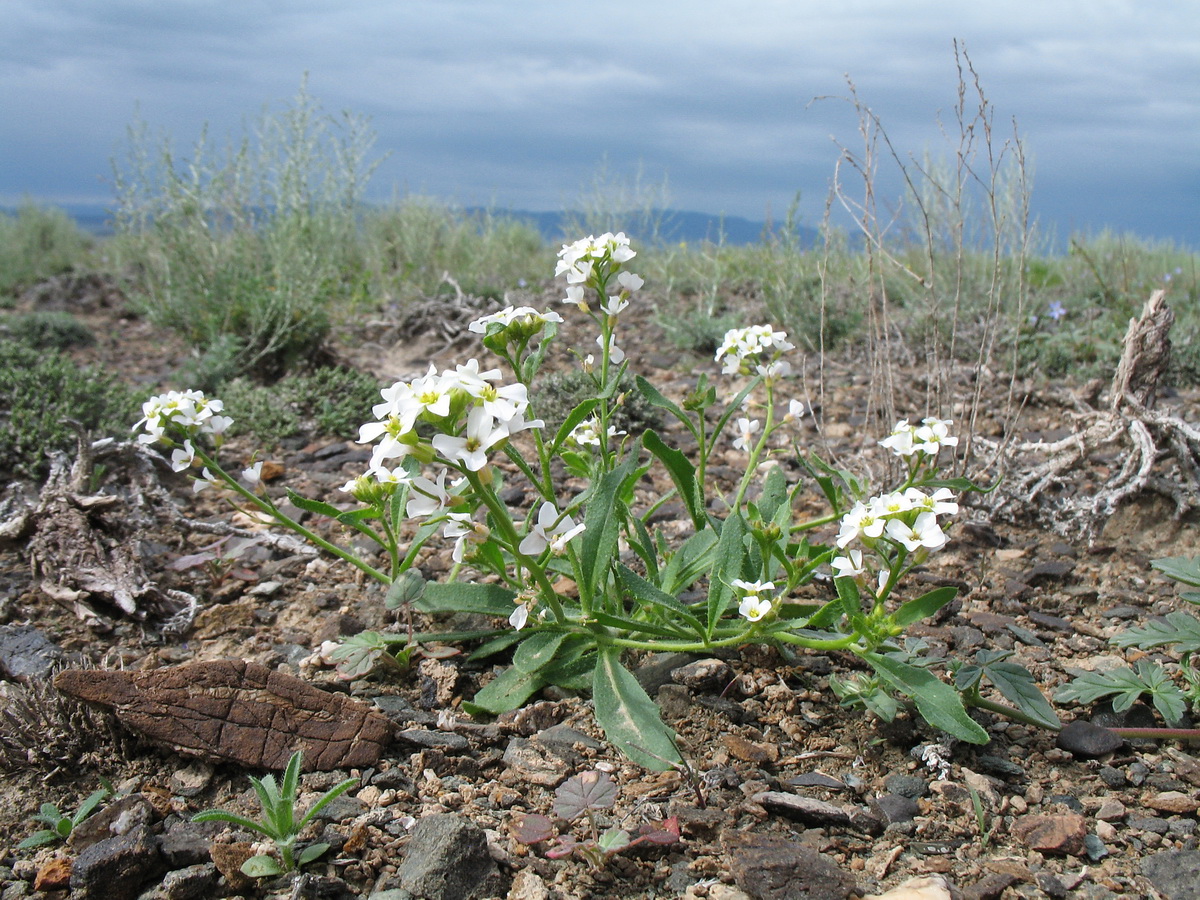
<box><xmin>596</xmin><ymin>333</ymin><xmax>625</xmax><ymax>364</ymax></box>
<box><xmin>444</xmin><ymin>512</ymin><xmax>489</xmax><ymax>563</ymax></box>
<box><xmin>913</xmin><ymin>417</ymin><xmax>959</xmax><ymax>456</ymax></box>
<box><xmin>870</xmin><ymin>491</ymin><xmax>913</xmax><ymax>519</ymax></box>
<box><xmin>432</xmin><ymin>407</ymin><xmax>509</xmax><ymax>472</ymax></box>
<box><xmin>563</xmin><ymin>284</ymin><xmax>588</xmax><ymax>310</ymax></box>
<box><xmin>904</xmin><ymin>486</ymin><xmax>959</xmax><ymax>517</ymax></box>
<box><xmin>836</xmin><ymin>501</ymin><xmax>884</xmax><ymax>548</ymax></box>
<box><xmin>738</xmin><ymin>594</ymin><xmax>774</xmax><ymax>622</ymax></box>
<box><xmin>616</xmin><ymin>270</ymin><xmax>643</xmax><ymax>292</ymax></box>
<box><xmin>783</xmin><ymin>399</ymin><xmax>806</xmax><ymax>424</ymax></box>
<box><xmin>406</xmin><ymin>469</ymin><xmax>452</xmax><ymax>519</ymax></box>
<box><xmin>831</xmin><ymin>549</ymin><xmax>866</xmax><ymax>579</ymax></box>
<box><xmin>884</xmin><ymin>512</ymin><xmax>948</xmax><ymax>552</ymax></box>
<box><xmin>370</xmin><ymin>465</ymin><xmax>412</xmax><ymax>487</ymax></box>
<box><xmin>732</xmin><ymin>417</ymin><xmax>761</xmax><ymax>452</ymax></box>
<box><xmin>171</xmin><ymin>440</ymin><xmax>196</xmax><ymax>473</ymax></box>
<box><xmin>519</xmin><ymin>502</ymin><xmax>586</xmax><ymax>556</ymax></box>
<box><xmin>600</xmin><ymin>295</ymin><xmax>629</xmax><ymax>317</ymax></box>
<box><xmin>509</xmin><ymin>604</ymin><xmax>530</xmax><ymax>631</ymax></box>
<box><xmin>879</xmin><ymin>420</ymin><xmax>916</xmax><ymax>457</ymax></box>
<box><xmin>241</xmin><ymin>461</ymin><xmax>263</xmax><ymax>485</ymax></box>
<box><xmin>714</xmin><ymin>324</ymin><xmax>793</xmax><ymax>375</ymax></box>
<box><xmin>568</xmin><ymin>416</ymin><xmax>624</xmax><ymax>448</ymax></box>
<box><xmin>192</xmin><ymin>467</ymin><xmax>219</xmax><ymax>493</ymax></box>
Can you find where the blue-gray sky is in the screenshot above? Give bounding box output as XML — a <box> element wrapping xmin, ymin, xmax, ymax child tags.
<box><xmin>3</xmin><ymin>1</ymin><xmax>1198</xmax><ymax>248</ymax></box>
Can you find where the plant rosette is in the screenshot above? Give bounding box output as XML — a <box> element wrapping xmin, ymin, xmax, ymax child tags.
<box><xmin>137</xmin><ymin>232</ymin><xmax>1053</xmax><ymax>771</ymax></box>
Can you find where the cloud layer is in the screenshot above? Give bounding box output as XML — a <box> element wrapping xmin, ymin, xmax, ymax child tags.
<box><xmin>3</xmin><ymin>1</ymin><xmax>1197</xmax><ymax>245</ymax></box>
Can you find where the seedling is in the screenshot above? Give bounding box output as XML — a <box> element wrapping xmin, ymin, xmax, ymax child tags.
<box><xmin>18</xmin><ymin>784</ymin><xmax>110</xmax><ymax>849</ymax></box>
<box><xmin>192</xmin><ymin>750</ymin><xmax>357</xmax><ymax>877</ymax></box>
<box><xmin>515</xmin><ymin>770</ymin><xmax>680</xmax><ymax>869</ymax></box>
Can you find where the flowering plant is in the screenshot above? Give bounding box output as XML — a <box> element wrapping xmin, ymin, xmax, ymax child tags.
<box><xmin>136</xmin><ymin>233</ymin><xmax>1052</xmax><ymax>769</ymax></box>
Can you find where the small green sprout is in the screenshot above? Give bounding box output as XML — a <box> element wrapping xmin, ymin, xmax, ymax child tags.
<box><xmin>192</xmin><ymin>750</ymin><xmax>357</xmax><ymax>877</ymax></box>
<box><xmin>18</xmin><ymin>785</ymin><xmax>110</xmax><ymax>849</ymax></box>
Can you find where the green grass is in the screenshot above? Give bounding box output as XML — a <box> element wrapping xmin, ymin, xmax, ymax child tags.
<box><xmin>0</xmin><ymin>203</ymin><xmax>94</xmax><ymax>302</ymax></box>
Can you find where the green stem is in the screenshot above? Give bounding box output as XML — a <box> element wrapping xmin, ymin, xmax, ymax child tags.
<box><xmin>968</xmin><ymin>693</ymin><xmax>1062</xmax><ymax>732</ymax></box>
<box><xmin>193</xmin><ymin>448</ymin><xmax>391</xmax><ymax>585</ymax></box>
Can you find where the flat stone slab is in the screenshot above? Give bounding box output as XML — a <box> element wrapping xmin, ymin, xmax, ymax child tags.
<box><xmin>55</xmin><ymin>659</ymin><xmax>393</xmax><ymax>770</ymax></box>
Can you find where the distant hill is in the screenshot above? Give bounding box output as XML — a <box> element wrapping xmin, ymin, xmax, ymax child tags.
<box><xmin>20</xmin><ymin>202</ymin><xmax>819</xmax><ymax>247</ymax></box>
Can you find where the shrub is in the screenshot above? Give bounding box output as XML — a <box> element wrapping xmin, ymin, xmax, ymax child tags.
<box><xmin>0</xmin><ymin>203</ymin><xmax>93</xmax><ymax>301</ymax></box>
<box><xmin>0</xmin><ymin>311</ymin><xmax>95</xmax><ymax>351</ymax></box>
<box><xmin>0</xmin><ymin>341</ymin><xmax>135</xmax><ymax>481</ymax></box>
<box><xmin>111</xmin><ymin>80</ymin><xmax>379</xmax><ymax>383</ymax></box>
<box><xmin>220</xmin><ymin>366</ymin><xmax>384</xmax><ymax>447</ymax></box>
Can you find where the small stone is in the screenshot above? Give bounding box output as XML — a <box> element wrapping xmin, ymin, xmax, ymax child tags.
<box><xmin>33</xmin><ymin>857</ymin><xmax>71</xmax><ymax>892</ymax></box>
<box><xmin>963</xmin><ymin>871</ymin><xmax>1018</xmax><ymax>900</ymax></box>
<box><xmin>1142</xmin><ymin>850</ymin><xmax>1200</xmax><ymax>900</ymax></box>
<box><xmin>70</xmin><ymin>823</ymin><xmax>166</xmax><ymax>900</ymax></box>
<box><xmin>671</xmin><ymin>657</ymin><xmax>733</xmax><ymax>691</ymax></box>
<box><xmin>869</xmin><ymin>794</ymin><xmax>920</xmax><ymax>825</ymax></box>
<box><xmin>248</xmin><ymin>579</ymin><xmax>283</xmax><ymax>596</ymax></box>
<box><xmin>790</xmin><ymin>772</ymin><xmax>849</xmax><ymax>790</ymax></box>
<box><xmin>1099</xmin><ymin>765</ymin><xmax>1127</xmax><ymax>788</ymax></box>
<box><xmin>170</xmin><ymin>760</ymin><xmax>214</xmax><ymax>798</ymax></box>
<box><xmin>209</xmin><ymin>841</ymin><xmax>256</xmax><ymax>893</ymax></box>
<box><xmin>1130</xmin><ymin>816</ymin><xmax>1171</xmax><ymax>835</ymax></box>
<box><xmin>396</xmin><ymin>729</ymin><xmax>470</xmax><ymax>752</ymax></box>
<box><xmin>1056</xmin><ymin>720</ymin><xmax>1124</xmax><ymax>758</ymax></box>
<box><xmin>723</xmin><ymin>733</ymin><xmax>778</xmax><ymax>764</ymax></box>
<box><xmin>154</xmin><ymin>863</ymin><xmax>222</xmax><ymax>900</ymax></box>
<box><xmin>397</xmin><ymin>814</ymin><xmax>502</xmax><ymax>900</ymax></box>
<box><xmin>1011</xmin><ymin>813</ymin><xmax>1087</xmax><ymax>856</ymax></box>
<box><xmin>1147</xmin><ymin>791</ymin><xmax>1200</xmax><ymax>814</ymax></box>
<box><xmin>507</xmin><ymin>868</ymin><xmax>550</xmax><ymax>900</ymax></box>
<box><xmin>1095</xmin><ymin>798</ymin><xmax>1126</xmax><ymax>821</ymax></box>
<box><xmin>884</xmin><ymin>774</ymin><xmax>929</xmax><ymax>798</ymax></box>
<box><xmin>1094</xmin><ymin>821</ymin><xmax>1118</xmax><ymax>842</ymax></box>
<box><xmin>975</xmin><ymin>755</ymin><xmax>1026</xmax><ymax>779</ymax></box>
<box><xmin>0</xmin><ymin>625</ymin><xmax>65</xmax><ymax>682</ymax></box>
<box><xmin>754</xmin><ymin>791</ymin><xmax>883</xmax><ymax>835</ymax></box>
<box><xmin>724</xmin><ymin>831</ymin><xmax>858</xmax><ymax>900</ymax></box>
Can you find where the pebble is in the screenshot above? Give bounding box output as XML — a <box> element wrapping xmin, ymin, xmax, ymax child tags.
<box><xmin>1148</xmin><ymin>791</ymin><xmax>1200</xmax><ymax>814</ymax></box>
<box><xmin>723</xmin><ymin>831</ymin><xmax>858</xmax><ymax>900</ymax></box>
<box><xmin>864</xmin><ymin>874</ymin><xmax>957</xmax><ymax>900</ymax></box>
<box><xmin>884</xmin><ymin>774</ymin><xmax>929</xmax><ymax>799</ymax></box>
<box><xmin>671</xmin><ymin>657</ymin><xmax>733</xmax><ymax>690</ymax></box>
<box><xmin>1012</xmin><ymin>813</ymin><xmax>1087</xmax><ymax>856</ymax></box>
<box><xmin>1095</xmin><ymin>798</ymin><xmax>1126</xmax><ymax>821</ymax></box>
<box><xmin>1142</xmin><ymin>849</ymin><xmax>1200</xmax><ymax>900</ymax></box>
<box><xmin>1130</xmin><ymin>816</ymin><xmax>1171</xmax><ymax>835</ymax></box>
<box><xmin>1056</xmin><ymin>720</ymin><xmax>1124</xmax><ymax>758</ymax></box>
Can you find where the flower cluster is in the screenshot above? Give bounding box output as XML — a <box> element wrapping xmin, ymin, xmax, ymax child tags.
<box><xmin>134</xmin><ymin>390</ymin><xmax>232</xmax><ymax>488</ymax></box>
<box><xmin>468</xmin><ymin>306</ymin><xmax>563</xmax><ymax>350</ymax></box>
<box><xmin>555</xmin><ymin>232</ymin><xmax>644</xmax><ymax>368</ymax></box>
<box><xmin>835</xmin><ymin>486</ymin><xmax>958</xmax><ymax>554</ymax></box>
<box><xmin>715</xmin><ymin>325</ymin><xmax>795</xmax><ymax>377</ymax></box>
<box><xmin>879</xmin><ymin>417</ymin><xmax>958</xmax><ymax>459</ymax></box>
<box><xmin>355</xmin><ymin>362</ymin><xmax>542</xmax><ymax>476</ymax></box>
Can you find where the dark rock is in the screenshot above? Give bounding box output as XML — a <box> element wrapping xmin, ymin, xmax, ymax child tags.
<box><xmin>724</xmin><ymin>831</ymin><xmax>857</xmax><ymax>900</ymax></box>
<box><xmin>396</xmin><ymin>814</ymin><xmax>501</xmax><ymax>900</ymax></box>
<box><xmin>396</xmin><ymin>729</ymin><xmax>471</xmax><ymax>751</ymax></box>
<box><xmin>54</xmin><ymin>659</ymin><xmax>394</xmax><ymax>771</ymax></box>
<box><xmin>671</xmin><ymin>657</ymin><xmax>732</xmax><ymax>691</ymax></box>
<box><xmin>70</xmin><ymin>823</ymin><xmax>166</xmax><ymax>900</ymax></box>
<box><xmin>633</xmin><ymin>652</ymin><xmax>699</xmax><ymax>695</ymax></box>
<box><xmin>1099</xmin><ymin>765</ymin><xmax>1127</xmax><ymax>788</ymax></box>
<box><xmin>535</xmin><ymin>723</ymin><xmax>604</xmax><ymax>753</ymax></box>
<box><xmin>790</xmin><ymin>772</ymin><xmax>849</xmax><ymax>791</ymax></box>
<box><xmin>1005</xmin><ymin>623</ymin><xmax>1046</xmax><ymax>647</ymax></box>
<box><xmin>1046</xmin><ymin>793</ymin><xmax>1084</xmax><ymax>813</ymax></box>
<box><xmin>1083</xmin><ymin>833</ymin><xmax>1109</xmax><ymax>861</ymax></box>
<box><xmin>868</xmin><ymin>793</ymin><xmax>920</xmax><ymax>825</ymax></box>
<box><xmin>884</xmin><ymin>774</ymin><xmax>929</xmax><ymax>798</ymax></box>
<box><xmin>143</xmin><ymin>863</ymin><xmax>221</xmax><ymax>900</ymax></box>
<box><xmin>1103</xmin><ymin>605</ymin><xmax>1140</xmax><ymax>619</ymax></box>
<box><xmin>1037</xmin><ymin>872</ymin><xmax>1068</xmax><ymax>898</ymax></box>
<box><xmin>963</xmin><ymin>871</ymin><xmax>1019</xmax><ymax>900</ymax></box>
<box><xmin>374</xmin><ymin>694</ymin><xmax>439</xmax><ymax>727</ymax></box>
<box><xmin>0</xmin><ymin>625</ymin><xmax>64</xmax><ymax>681</ymax></box>
<box><xmin>291</xmin><ymin>873</ymin><xmax>357</xmax><ymax>899</ymax></box>
<box><xmin>1130</xmin><ymin>816</ymin><xmax>1171</xmax><ymax>835</ymax></box>
<box><xmin>1056</xmin><ymin>720</ymin><xmax>1124</xmax><ymax>758</ymax></box>
<box><xmin>69</xmin><ymin>793</ymin><xmax>159</xmax><ymax>851</ymax></box>
<box><xmin>657</xmin><ymin>683</ymin><xmax>692</xmax><ymax>720</ymax></box>
<box><xmin>156</xmin><ymin>821</ymin><xmax>223</xmax><ymax>869</ymax></box>
<box><xmin>1142</xmin><ymin>850</ymin><xmax>1200</xmax><ymax>900</ymax></box>
<box><xmin>1024</xmin><ymin>560</ymin><xmax>1075</xmax><ymax>583</ymax></box>
<box><xmin>754</xmin><ymin>791</ymin><xmax>883</xmax><ymax>835</ymax></box>
<box><xmin>1027</xmin><ymin>610</ymin><xmax>1074</xmax><ymax>632</ymax></box>
<box><xmin>975</xmin><ymin>755</ymin><xmax>1026</xmax><ymax>780</ymax></box>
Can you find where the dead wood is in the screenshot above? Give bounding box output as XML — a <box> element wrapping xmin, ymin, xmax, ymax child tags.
<box><xmin>983</xmin><ymin>290</ymin><xmax>1200</xmax><ymax>536</ymax></box>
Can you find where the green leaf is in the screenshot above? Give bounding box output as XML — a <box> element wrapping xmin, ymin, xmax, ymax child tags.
<box><xmin>589</xmin><ymin>610</ymin><xmax>687</xmax><ymax>639</ymax></box>
<box><xmin>634</xmin><ymin>375</ymin><xmax>693</xmax><ymax>432</ymax></box>
<box><xmin>922</xmin><ymin>475</ymin><xmax>999</xmax><ymax>495</ymax></box>
<box><xmin>1113</xmin><ymin>612</ymin><xmax>1200</xmax><ymax>654</ymax></box>
<box><xmin>660</xmin><ymin>529</ymin><xmax>718</xmax><ymax>595</ymax></box>
<box><xmin>416</xmin><ymin>582</ymin><xmax>517</xmax><ymax>617</ymax></box>
<box><xmin>298</xmin><ymin>778</ymin><xmax>359</xmax><ymax>830</ymax></box>
<box><xmin>1152</xmin><ymin>555</ymin><xmax>1200</xmax><ymax>588</ymax></box>
<box><xmin>192</xmin><ymin>809</ymin><xmax>275</xmax><ymax>838</ymax></box>
<box><xmin>893</xmin><ymin>586</ymin><xmax>958</xmax><ymax>628</ymax></box>
<box><xmin>1056</xmin><ymin>659</ymin><xmax>1187</xmax><ymax>724</ymax></box>
<box><xmin>592</xmin><ymin>646</ymin><xmax>682</xmax><ymax>770</ymax></box>
<box><xmin>977</xmin><ymin>658</ymin><xmax>1060</xmax><ymax>730</ymax></box>
<box><xmin>707</xmin><ymin>512</ymin><xmax>748</xmax><ymax>635</ymax></box>
<box><xmin>579</xmin><ymin>455</ymin><xmax>638</xmax><ymax>606</ymax></box>
<box><xmin>467</xmin><ymin>629</ymin><xmax>525</xmax><ymax>661</ymax></box>
<box><xmin>470</xmin><ymin>664</ymin><xmax>546</xmax><ymax>714</ymax></box>
<box><xmin>834</xmin><ymin>574</ymin><xmax>866</xmax><ymax>630</ymax></box>
<box><xmin>297</xmin><ymin>842</ymin><xmax>331</xmax><ymax>867</ymax></box>
<box><xmin>513</xmin><ymin>631</ymin><xmax>568</xmax><ymax>674</ymax></box>
<box><xmin>17</xmin><ymin>830</ymin><xmax>60</xmax><ymax>849</ymax></box>
<box><xmin>385</xmin><ymin>570</ymin><xmax>425</xmax><ymax>610</ymax></box>
<box><xmin>241</xmin><ymin>855</ymin><xmax>285</xmax><ymax>878</ymax></box>
<box><xmin>551</xmin><ymin>398</ymin><xmax>600</xmax><ymax>454</ymax></box>
<box><xmin>758</xmin><ymin>464</ymin><xmax>788</xmax><ymax>523</ymax></box>
<box><xmin>615</xmin><ymin>564</ymin><xmax>706</xmax><ymax>636</ymax></box>
<box><xmin>284</xmin><ymin>488</ymin><xmax>346</xmax><ymax>520</ymax></box>
<box><xmin>642</xmin><ymin>429</ymin><xmax>706</xmax><ymax>530</ymax></box>
<box><xmin>863</xmin><ymin>651</ymin><xmax>989</xmax><ymax>744</ymax></box>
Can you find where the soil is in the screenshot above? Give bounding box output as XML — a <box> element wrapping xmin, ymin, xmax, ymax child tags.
<box><xmin>2</xmin><ymin>278</ymin><xmax>1199</xmax><ymax>900</ymax></box>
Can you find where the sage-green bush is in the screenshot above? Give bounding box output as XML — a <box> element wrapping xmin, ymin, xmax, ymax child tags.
<box><xmin>0</xmin><ymin>203</ymin><xmax>93</xmax><ymax>301</ymax></box>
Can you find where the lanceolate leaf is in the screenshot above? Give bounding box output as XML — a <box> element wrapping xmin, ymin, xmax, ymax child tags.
<box><xmin>580</xmin><ymin>456</ymin><xmax>638</xmax><ymax>605</ymax></box>
<box><xmin>615</xmin><ymin>564</ymin><xmax>706</xmax><ymax>636</ymax></box>
<box><xmin>592</xmin><ymin>646</ymin><xmax>681</xmax><ymax>770</ymax></box>
<box><xmin>416</xmin><ymin>583</ymin><xmax>516</xmax><ymax>617</ymax></box>
<box><xmin>512</xmin><ymin>631</ymin><xmax>567</xmax><ymax>674</ymax></box>
<box><xmin>643</xmin><ymin>429</ymin><xmax>706</xmax><ymax>530</ymax></box>
<box><xmin>893</xmin><ymin>586</ymin><xmax>958</xmax><ymax>628</ymax></box>
<box><xmin>469</xmin><ymin>664</ymin><xmax>546</xmax><ymax>714</ymax></box>
<box><xmin>707</xmin><ymin>512</ymin><xmax>748</xmax><ymax>635</ymax></box>
<box><xmin>863</xmin><ymin>651</ymin><xmax>989</xmax><ymax>744</ymax></box>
